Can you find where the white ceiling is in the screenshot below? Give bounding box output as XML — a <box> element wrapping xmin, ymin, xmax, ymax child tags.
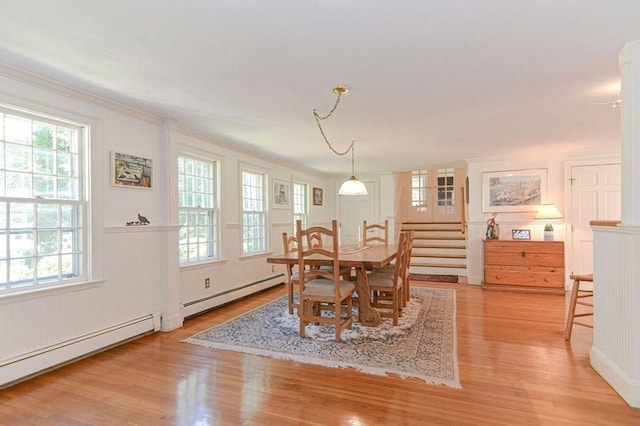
<box><xmin>1</xmin><ymin>1</ymin><xmax>638</xmax><ymax>176</ymax></box>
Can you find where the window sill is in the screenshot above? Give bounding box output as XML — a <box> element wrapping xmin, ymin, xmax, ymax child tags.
<box><xmin>0</xmin><ymin>278</ymin><xmax>105</xmax><ymax>305</ymax></box>
<box><xmin>180</xmin><ymin>258</ymin><xmax>228</xmax><ymax>271</ymax></box>
<box><xmin>239</xmin><ymin>251</ymin><xmax>273</xmax><ymax>261</ymax></box>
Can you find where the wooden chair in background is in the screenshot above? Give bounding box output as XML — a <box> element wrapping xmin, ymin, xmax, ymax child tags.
<box><xmin>282</xmin><ymin>232</ymin><xmax>301</xmax><ymax>315</ymax></box>
<box><xmin>362</xmin><ymin>220</ymin><xmax>389</xmax><ymax>246</ymax></box>
<box><xmin>296</xmin><ymin>220</ymin><xmax>355</xmax><ymax>342</ymax></box>
<box><xmin>564</xmin><ymin>273</ymin><xmax>594</xmax><ymax>340</ymax></box>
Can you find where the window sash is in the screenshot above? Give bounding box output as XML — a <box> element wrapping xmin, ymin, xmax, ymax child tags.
<box><xmin>0</xmin><ymin>106</ymin><xmax>85</xmax><ymax>293</ymax></box>
<box><xmin>241</xmin><ymin>170</ymin><xmax>266</xmax><ymax>254</ymax></box>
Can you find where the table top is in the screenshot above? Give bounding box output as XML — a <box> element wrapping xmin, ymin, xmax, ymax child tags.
<box><xmin>267</xmin><ymin>244</ymin><xmax>398</xmax><ymax>269</ymax></box>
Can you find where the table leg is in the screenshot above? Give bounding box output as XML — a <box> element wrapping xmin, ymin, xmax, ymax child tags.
<box><xmin>355</xmin><ymin>267</ymin><xmax>381</xmax><ymax>327</ymax></box>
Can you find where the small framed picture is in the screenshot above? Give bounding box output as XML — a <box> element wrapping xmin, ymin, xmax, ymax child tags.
<box><xmin>313</xmin><ymin>187</ymin><xmax>323</xmax><ymax>206</ymax></box>
<box><xmin>512</xmin><ymin>229</ymin><xmax>531</xmax><ymax>240</ymax></box>
<box><xmin>272</xmin><ymin>179</ymin><xmax>291</xmax><ymax>209</ymax></box>
<box><xmin>112</xmin><ymin>152</ymin><xmax>152</xmax><ymax>189</ymax></box>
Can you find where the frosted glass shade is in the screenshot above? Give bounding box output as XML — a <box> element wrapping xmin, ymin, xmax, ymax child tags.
<box><xmin>339</xmin><ymin>176</ymin><xmax>368</xmax><ymax>195</ymax></box>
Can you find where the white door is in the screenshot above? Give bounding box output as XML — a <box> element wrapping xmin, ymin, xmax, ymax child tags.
<box><xmin>570</xmin><ymin>163</ymin><xmax>621</xmax><ymax>275</ymax></box>
<box><xmin>338</xmin><ymin>180</ymin><xmax>376</xmax><ymax>246</ymax></box>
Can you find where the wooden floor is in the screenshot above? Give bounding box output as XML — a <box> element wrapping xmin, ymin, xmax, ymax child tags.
<box><xmin>1</xmin><ymin>282</ymin><xmax>639</xmax><ymax>425</ymax></box>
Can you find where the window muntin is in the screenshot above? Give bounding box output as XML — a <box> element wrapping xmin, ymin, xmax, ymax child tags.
<box><xmin>292</xmin><ymin>182</ymin><xmax>308</xmax><ymax>232</ymax></box>
<box><xmin>411</xmin><ymin>169</ymin><xmax>428</xmax><ymax>208</ymax></box>
<box><xmin>437</xmin><ymin>168</ymin><xmax>455</xmax><ymax>207</ymax></box>
<box><xmin>0</xmin><ymin>108</ymin><xmax>85</xmax><ymax>292</ymax></box>
<box><xmin>177</xmin><ymin>154</ymin><xmax>219</xmax><ymax>263</ymax></box>
<box><xmin>241</xmin><ymin>169</ymin><xmax>266</xmax><ymax>254</ymax></box>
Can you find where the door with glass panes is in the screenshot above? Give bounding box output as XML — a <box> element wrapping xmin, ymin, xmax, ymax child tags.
<box><xmin>411</xmin><ymin>168</ymin><xmax>465</xmax><ymax>222</ymax></box>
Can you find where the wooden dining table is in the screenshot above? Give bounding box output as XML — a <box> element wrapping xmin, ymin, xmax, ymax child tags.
<box><xmin>266</xmin><ymin>244</ymin><xmax>398</xmax><ymax>327</ymax></box>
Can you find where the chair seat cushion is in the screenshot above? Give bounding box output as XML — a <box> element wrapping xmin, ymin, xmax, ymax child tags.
<box><xmin>367</xmin><ymin>274</ymin><xmax>394</xmax><ymax>288</ymax></box>
<box><xmin>290</xmin><ymin>271</ymin><xmax>300</xmax><ymax>281</ymax></box>
<box><xmin>303</xmin><ymin>279</ymin><xmax>355</xmax><ymax>297</ymax></box>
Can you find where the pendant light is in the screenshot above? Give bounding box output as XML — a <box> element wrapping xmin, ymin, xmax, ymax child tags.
<box><xmin>313</xmin><ymin>85</ymin><xmax>367</xmax><ymax>196</ymax></box>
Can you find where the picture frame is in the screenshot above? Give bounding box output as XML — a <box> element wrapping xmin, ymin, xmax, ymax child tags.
<box><xmin>313</xmin><ymin>187</ymin><xmax>323</xmax><ymax>206</ymax></box>
<box><xmin>112</xmin><ymin>152</ymin><xmax>152</xmax><ymax>189</ymax></box>
<box><xmin>272</xmin><ymin>179</ymin><xmax>291</xmax><ymax>209</ymax></box>
<box><xmin>482</xmin><ymin>168</ymin><xmax>547</xmax><ymax>212</ymax></box>
<box><xmin>512</xmin><ymin>229</ymin><xmax>531</xmax><ymax>240</ymax></box>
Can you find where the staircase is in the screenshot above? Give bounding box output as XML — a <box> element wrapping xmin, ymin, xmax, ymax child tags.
<box><xmin>401</xmin><ymin>221</ymin><xmax>467</xmax><ymax>277</ymax></box>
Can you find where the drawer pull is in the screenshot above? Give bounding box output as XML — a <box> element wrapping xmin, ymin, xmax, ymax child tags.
<box><xmin>521</xmin><ymin>251</ymin><xmax>527</xmax><ymax>257</ymax></box>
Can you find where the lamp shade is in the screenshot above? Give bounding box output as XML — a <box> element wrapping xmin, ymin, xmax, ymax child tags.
<box><xmin>535</xmin><ymin>203</ymin><xmax>562</xmax><ymax>241</ymax></box>
<box><xmin>339</xmin><ymin>176</ymin><xmax>368</xmax><ymax>195</ymax></box>
<box><xmin>535</xmin><ymin>203</ymin><xmax>563</xmax><ymax>220</ymax></box>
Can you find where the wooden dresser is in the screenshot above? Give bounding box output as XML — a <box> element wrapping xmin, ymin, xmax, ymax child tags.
<box><xmin>483</xmin><ymin>240</ymin><xmax>565</xmax><ymax>295</ymax></box>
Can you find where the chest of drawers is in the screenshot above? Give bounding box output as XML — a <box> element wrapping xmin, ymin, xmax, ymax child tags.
<box><xmin>483</xmin><ymin>240</ymin><xmax>565</xmax><ymax>294</ymax></box>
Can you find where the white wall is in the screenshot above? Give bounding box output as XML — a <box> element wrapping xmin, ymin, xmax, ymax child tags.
<box><xmin>0</xmin><ymin>66</ymin><xmax>332</xmax><ymax>386</ymax></box>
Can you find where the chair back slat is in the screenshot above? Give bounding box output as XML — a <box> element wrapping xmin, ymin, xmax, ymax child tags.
<box><xmin>297</xmin><ymin>220</ymin><xmax>340</xmax><ymax>287</ymax></box>
<box><xmin>363</xmin><ymin>220</ymin><xmax>389</xmax><ymax>245</ymax></box>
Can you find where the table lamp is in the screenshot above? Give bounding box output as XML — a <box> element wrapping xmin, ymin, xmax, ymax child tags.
<box><xmin>535</xmin><ymin>203</ymin><xmax>563</xmax><ymax>241</ymax></box>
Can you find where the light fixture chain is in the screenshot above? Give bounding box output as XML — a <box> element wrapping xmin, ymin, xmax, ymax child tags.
<box><xmin>313</xmin><ymin>91</ymin><xmax>352</xmax><ymax>156</ymax></box>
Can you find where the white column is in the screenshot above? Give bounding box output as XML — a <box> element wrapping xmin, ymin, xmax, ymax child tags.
<box><xmin>589</xmin><ymin>40</ymin><xmax>640</xmax><ymax>407</ymax></box>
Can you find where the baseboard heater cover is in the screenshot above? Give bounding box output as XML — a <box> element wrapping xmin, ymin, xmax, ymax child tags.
<box><xmin>0</xmin><ymin>313</ymin><xmax>159</xmax><ymax>388</ymax></box>
<box><xmin>182</xmin><ymin>274</ymin><xmax>282</xmax><ymax>318</ymax></box>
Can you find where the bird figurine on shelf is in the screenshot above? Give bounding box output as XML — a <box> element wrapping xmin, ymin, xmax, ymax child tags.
<box><xmin>138</xmin><ymin>213</ymin><xmax>150</xmax><ymax>225</ymax></box>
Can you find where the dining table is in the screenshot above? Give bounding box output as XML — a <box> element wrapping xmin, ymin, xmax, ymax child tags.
<box><xmin>266</xmin><ymin>244</ymin><xmax>398</xmax><ymax>327</ymax></box>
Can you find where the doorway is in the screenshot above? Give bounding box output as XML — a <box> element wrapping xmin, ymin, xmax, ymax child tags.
<box><xmin>410</xmin><ymin>168</ymin><xmax>465</xmax><ymax>222</ymax></box>
<box><xmin>338</xmin><ymin>180</ymin><xmax>376</xmax><ymax>246</ymax></box>
<box><xmin>569</xmin><ymin>163</ymin><xmax>621</xmax><ymax>275</ymax></box>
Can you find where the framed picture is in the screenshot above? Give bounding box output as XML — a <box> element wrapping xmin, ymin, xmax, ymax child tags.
<box><xmin>272</xmin><ymin>179</ymin><xmax>291</xmax><ymax>209</ymax></box>
<box><xmin>512</xmin><ymin>229</ymin><xmax>531</xmax><ymax>240</ymax></box>
<box><xmin>112</xmin><ymin>152</ymin><xmax>152</xmax><ymax>189</ymax></box>
<box><xmin>482</xmin><ymin>168</ymin><xmax>547</xmax><ymax>212</ymax></box>
<box><xmin>313</xmin><ymin>187</ymin><xmax>323</xmax><ymax>206</ymax></box>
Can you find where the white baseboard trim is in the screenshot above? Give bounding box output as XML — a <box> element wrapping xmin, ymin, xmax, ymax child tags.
<box><xmin>591</xmin><ymin>346</ymin><xmax>640</xmax><ymax>407</ymax></box>
<box><xmin>0</xmin><ymin>314</ymin><xmax>156</xmax><ymax>388</ymax></box>
<box><xmin>161</xmin><ymin>312</ymin><xmax>184</xmax><ymax>332</ymax></box>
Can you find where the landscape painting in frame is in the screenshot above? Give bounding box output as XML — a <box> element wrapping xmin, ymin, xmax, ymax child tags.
<box><xmin>112</xmin><ymin>152</ymin><xmax>152</xmax><ymax>189</ymax></box>
<box><xmin>482</xmin><ymin>169</ymin><xmax>547</xmax><ymax>212</ymax></box>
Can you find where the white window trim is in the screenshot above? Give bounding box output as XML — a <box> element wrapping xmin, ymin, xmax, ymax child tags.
<box><xmin>238</xmin><ymin>162</ymin><xmax>269</xmax><ymax>255</ymax></box>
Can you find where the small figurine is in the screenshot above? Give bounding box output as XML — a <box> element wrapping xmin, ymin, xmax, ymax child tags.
<box><xmin>485</xmin><ymin>212</ymin><xmax>499</xmax><ymax>240</ymax></box>
<box><xmin>138</xmin><ymin>213</ymin><xmax>150</xmax><ymax>225</ymax></box>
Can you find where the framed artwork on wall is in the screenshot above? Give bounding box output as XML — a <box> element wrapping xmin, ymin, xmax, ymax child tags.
<box><xmin>313</xmin><ymin>187</ymin><xmax>323</xmax><ymax>206</ymax></box>
<box><xmin>482</xmin><ymin>168</ymin><xmax>547</xmax><ymax>212</ymax></box>
<box><xmin>512</xmin><ymin>229</ymin><xmax>531</xmax><ymax>240</ymax></box>
<box><xmin>272</xmin><ymin>179</ymin><xmax>291</xmax><ymax>209</ymax></box>
<box><xmin>112</xmin><ymin>152</ymin><xmax>152</xmax><ymax>189</ymax></box>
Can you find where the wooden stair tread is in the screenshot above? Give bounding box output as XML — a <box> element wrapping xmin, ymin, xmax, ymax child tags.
<box><xmin>411</xmin><ymin>262</ymin><xmax>467</xmax><ymax>269</ymax></box>
<box><xmin>413</xmin><ymin>253</ymin><xmax>466</xmax><ymax>259</ymax></box>
<box><xmin>413</xmin><ymin>236</ymin><xmax>466</xmax><ymax>241</ymax></box>
<box><xmin>413</xmin><ymin>244</ymin><xmax>466</xmax><ymax>249</ymax></box>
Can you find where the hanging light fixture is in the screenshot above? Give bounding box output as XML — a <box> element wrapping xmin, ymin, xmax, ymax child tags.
<box><xmin>313</xmin><ymin>85</ymin><xmax>367</xmax><ymax>196</ymax></box>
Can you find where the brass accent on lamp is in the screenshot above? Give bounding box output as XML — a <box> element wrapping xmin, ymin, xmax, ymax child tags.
<box><xmin>313</xmin><ymin>85</ymin><xmax>367</xmax><ymax>196</ymax></box>
<box><xmin>535</xmin><ymin>203</ymin><xmax>563</xmax><ymax>241</ymax></box>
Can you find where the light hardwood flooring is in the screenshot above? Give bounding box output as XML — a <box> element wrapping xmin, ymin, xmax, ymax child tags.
<box><xmin>1</xmin><ymin>282</ymin><xmax>639</xmax><ymax>425</ymax></box>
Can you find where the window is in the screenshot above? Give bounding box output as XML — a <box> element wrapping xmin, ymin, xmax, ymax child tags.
<box><xmin>0</xmin><ymin>106</ymin><xmax>85</xmax><ymax>293</ymax></box>
<box><xmin>411</xmin><ymin>170</ymin><xmax>428</xmax><ymax>208</ymax></box>
<box><xmin>292</xmin><ymin>182</ymin><xmax>308</xmax><ymax>232</ymax></box>
<box><xmin>437</xmin><ymin>168</ymin><xmax>455</xmax><ymax>207</ymax></box>
<box><xmin>177</xmin><ymin>154</ymin><xmax>219</xmax><ymax>263</ymax></box>
<box><xmin>241</xmin><ymin>169</ymin><xmax>266</xmax><ymax>254</ymax></box>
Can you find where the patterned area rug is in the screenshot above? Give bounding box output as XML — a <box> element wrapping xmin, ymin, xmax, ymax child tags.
<box><xmin>183</xmin><ymin>287</ymin><xmax>460</xmax><ymax>388</ymax></box>
<box><xmin>409</xmin><ymin>273</ymin><xmax>459</xmax><ymax>283</ymax></box>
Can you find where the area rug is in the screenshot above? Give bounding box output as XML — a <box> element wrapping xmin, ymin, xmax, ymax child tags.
<box><xmin>409</xmin><ymin>273</ymin><xmax>459</xmax><ymax>283</ymax></box>
<box><xmin>183</xmin><ymin>287</ymin><xmax>460</xmax><ymax>388</ymax></box>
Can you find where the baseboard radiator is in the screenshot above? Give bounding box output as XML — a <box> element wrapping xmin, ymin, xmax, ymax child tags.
<box><xmin>0</xmin><ymin>313</ymin><xmax>160</xmax><ymax>388</ymax></box>
<box><xmin>182</xmin><ymin>274</ymin><xmax>283</xmax><ymax>318</ymax></box>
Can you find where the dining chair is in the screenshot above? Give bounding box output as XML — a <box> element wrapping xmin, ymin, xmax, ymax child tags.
<box><xmin>370</xmin><ymin>229</ymin><xmax>414</xmax><ymax>307</ymax></box>
<box><xmin>282</xmin><ymin>232</ymin><xmax>301</xmax><ymax>315</ymax></box>
<box><xmin>367</xmin><ymin>231</ymin><xmax>407</xmax><ymax>325</ymax></box>
<box><xmin>362</xmin><ymin>220</ymin><xmax>389</xmax><ymax>246</ymax></box>
<box><xmin>296</xmin><ymin>219</ymin><xmax>356</xmax><ymax>342</ymax></box>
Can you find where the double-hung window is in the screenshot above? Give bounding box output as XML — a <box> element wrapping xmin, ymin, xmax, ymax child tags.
<box><xmin>241</xmin><ymin>169</ymin><xmax>266</xmax><ymax>254</ymax></box>
<box><xmin>292</xmin><ymin>182</ymin><xmax>308</xmax><ymax>231</ymax></box>
<box><xmin>177</xmin><ymin>154</ymin><xmax>219</xmax><ymax>263</ymax></box>
<box><xmin>0</xmin><ymin>106</ymin><xmax>85</xmax><ymax>293</ymax></box>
